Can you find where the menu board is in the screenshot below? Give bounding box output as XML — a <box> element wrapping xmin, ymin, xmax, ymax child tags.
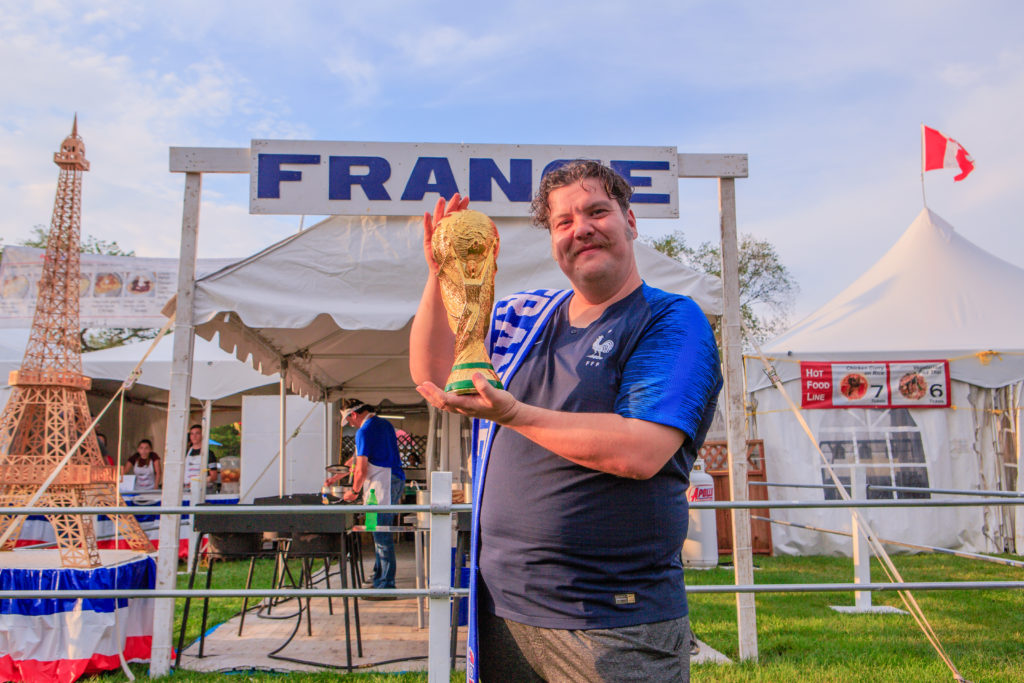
<box><xmin>801</xmin><ymin>360</ymin><xmax>950</xmax><ymax>409</ymax></box>
<box><xmin>0</xmin><ymin>247</ymin><xmax>236</xmax><ymax>329</ymax></box>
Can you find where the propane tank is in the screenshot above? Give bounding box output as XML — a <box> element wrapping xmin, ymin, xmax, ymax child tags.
<box><xmin>681</xmin><ymin>457</ymin><xmax>718</xmax><ymax>569</ymax></box>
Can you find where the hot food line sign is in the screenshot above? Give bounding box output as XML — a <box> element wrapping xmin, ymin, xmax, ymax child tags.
<box><xmin>800</xmin><ymin>361</ymin><xmax>950</xmax><ymax>410</ymax></box>
<box><xmin>249</xmin><ymin>140</ymin><xmax>679</xmax><ymax>217</ymax></box>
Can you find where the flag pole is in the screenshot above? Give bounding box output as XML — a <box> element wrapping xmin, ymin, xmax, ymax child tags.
<box><xmin>920</xmin><ymin>123</ymin><xmax>928</xmax><ymax>208</ymax></box>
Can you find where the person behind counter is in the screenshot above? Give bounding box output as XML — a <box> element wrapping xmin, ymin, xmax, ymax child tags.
<box><xmin>123</xmin><ymin>439</ymin><xmax>162</xmax><ymax>490</ymax></box>
<box><xmin>184</xmin><ymin>424</ymin><xmax>219</xmax><ymax>489</ymax></box>
<box><xmin>96</xmin><ymin>432</ymin><xmax>115</xmax><ymax>467</ymax></box>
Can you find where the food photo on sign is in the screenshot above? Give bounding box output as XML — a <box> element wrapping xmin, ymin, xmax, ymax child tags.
<box><xmin>93</xmin><ymin>272</ymin><xmax>123</xmax><ymax>297</ymax></box>
<box><xmin>888</xmin><ymin>362</ymin><xmax>948</xmax><ymax>407</ymax></box>
<box><xmin>127</xmin><ymin>272</ymin><xmax>156</xmax><ymax>296</ymax></box>
<box><xmin>838</xmin><ymin>372</ymin><xmax>869</xmax><ymax>401</ymax></box>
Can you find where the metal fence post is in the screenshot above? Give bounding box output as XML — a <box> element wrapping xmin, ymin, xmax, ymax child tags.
<box><xmin>428</xmin><ymin>471</ymin><xmax>453</xmax><ymax>682</ymax></box>
<box><xmin>851</xmin><ymin>467</ymin><xmax>872</xmax><ymax>609</ymax></box>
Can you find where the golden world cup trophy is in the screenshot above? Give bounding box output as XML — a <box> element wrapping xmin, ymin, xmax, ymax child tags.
<box><xmin>432</xmin><ymin>209</ymin><xmax>504</xmax><ymax>394</ymax></box>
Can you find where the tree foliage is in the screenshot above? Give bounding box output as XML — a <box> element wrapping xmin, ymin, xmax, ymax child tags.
<box><xmin>210</xmin><ymin>423</ymin><xmax>241</xmax><ymax>460</ymax></box>
<box><xmin>19</xmin><ymin>225</ymin><xmax>158</xmax><ymax>351</ymax></box>
<box><xmin>646</xmin><ymin>231</ymin><xmax>799</xmax><ymax>346</ymax></box>
<box><xmin>22</xmin><ymin>224</ymin><xmax>135</xmax><ymax>257</ymax></box>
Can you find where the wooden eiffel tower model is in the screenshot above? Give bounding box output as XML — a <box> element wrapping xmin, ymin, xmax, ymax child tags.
<box><xmin>0</xmin><ymin>118</ymin><xmax>153</xmax><ymax>567</ymax></box>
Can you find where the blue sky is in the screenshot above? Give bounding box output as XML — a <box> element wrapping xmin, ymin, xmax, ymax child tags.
<box><xmin>2</xmin><ymin>1</ymin><xmax>1021</xmax><ymax>321</ymax></box>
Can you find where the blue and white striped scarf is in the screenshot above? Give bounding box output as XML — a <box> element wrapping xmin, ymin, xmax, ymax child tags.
<box><xmin>465</xmin><ymin>287</ymin><xmax>571</xmax><ymax>682</ymax></box>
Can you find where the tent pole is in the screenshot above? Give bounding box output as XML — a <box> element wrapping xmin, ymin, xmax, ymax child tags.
<box><xmin>279</xmin><ymin>359</ymin><xmax>287</xmax><ymax>497</ymax></box>
<box><xmin>185</xmin><ymin>400</ymin><xmax>212</xmax><ymax>574</ymax></box>
<box><xmin>718</xmin><ymin>176</ymin><xmax>759</xmax><ymax>661</ymax></box>
<box><xmin>199</xmin><ymin>400</ymin><xmax>212</xmax><ymax>503</ymax></box>
<box><xmin>425</xmin><ymin>405</ymin><xmax>437</xmax><ymax>483</ymax></box>
<box><xmin>323</xmin><ymin>399</ymin><xmax>333</xmax><ymax>472</ymax></box>
<box><xmin>151</xmin><ymin>171</ymin><xmax>201</xmax><ymax>677</ymax></box>
<box><xmin>439</xmin><ymin>411</ymin><xmax>451</xmax><ymax>475</ymax></box>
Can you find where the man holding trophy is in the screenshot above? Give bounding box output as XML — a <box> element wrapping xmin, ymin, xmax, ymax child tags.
<box><xmin>410</xmin><ymin>161</ymin><xmax>721</xmax><ymax>682</ymax></box>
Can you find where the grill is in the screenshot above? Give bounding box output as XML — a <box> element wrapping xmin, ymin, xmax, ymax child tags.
<box><xmin>194</xmin><ymin>494</ymin><xmax>352</xmax><ymax>539</ymax></box>
<box><xmin>179</xmin><ymin>494</ymin><xmax>363</xmax><ymax>671</ymax></box>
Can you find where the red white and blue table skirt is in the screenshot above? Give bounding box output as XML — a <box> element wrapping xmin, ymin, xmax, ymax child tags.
<box><xmin>0</xmin><ymin>550</ymin><xmax>155</xmax><ymax>683</ymax></box>
<box><xmin>12</xmin><ymin>492</ymin><xmax>239</xmax><ymax>559</ymax></box>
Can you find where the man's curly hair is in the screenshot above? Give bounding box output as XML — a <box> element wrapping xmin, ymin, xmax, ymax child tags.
<box><xmin>530</xmin><ymin>160</ymin><xmax>633</xmax><ymax>230</ymax></box>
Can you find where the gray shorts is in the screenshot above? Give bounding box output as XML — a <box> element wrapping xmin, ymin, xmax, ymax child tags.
<box><xmin>479</xmin><ymin>610</ymin><xmax>691</xmax><ymax>682</ymax></box>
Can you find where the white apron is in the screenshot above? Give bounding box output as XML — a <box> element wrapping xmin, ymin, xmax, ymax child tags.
<box><xmin>132</xmin><ymin>459</ymin><xmax>157</xmax><ymax>490</ymax></box>
<box><xmin>363</xmin><ymin>463</ymin><xmax>392</xmax><ymax>505</ymax></box>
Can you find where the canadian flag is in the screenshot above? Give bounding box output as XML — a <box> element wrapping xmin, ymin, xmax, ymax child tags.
<box><xmin>922</xmin><ymin>125</ymin><xmax>975</xmax><ymax>181</ymax></box>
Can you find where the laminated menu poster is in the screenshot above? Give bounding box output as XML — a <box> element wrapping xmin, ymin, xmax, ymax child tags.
<box><xmin>0</xmin><ymin>246</ymin><xmax>236</xmax><ymax>329</ymax></box>
<box><xmin>800</xmin><ymin>360</ymin><xmax>950</xmax><ymax>409</ymax></box>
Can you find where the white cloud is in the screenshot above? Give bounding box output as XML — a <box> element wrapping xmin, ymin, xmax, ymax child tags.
<box><xmin>0</xmin><ymin>6</ymin><xmax>308</xmax><ymax>260</ymax></box>
<box><xmin>324</xmin><ymin>48</ymin><xmax>380</xmax><ymax>107</ymax></box>
<box><xmin>2</xmin><ymin>0</ymin><xmax>1023</xmax><ymax>328</ymax></box>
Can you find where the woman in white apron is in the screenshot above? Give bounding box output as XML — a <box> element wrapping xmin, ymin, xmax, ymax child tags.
<box><xmin>124</xmin><ymin>439</ymin><xmax>162</xmax><ymax>490</ymax></box>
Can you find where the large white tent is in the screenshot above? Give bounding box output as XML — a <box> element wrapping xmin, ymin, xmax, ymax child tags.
<box><xmin>746</xmin><ymin>208</ymin><xmax>1023</xmax><ymax>555</ymax></box>
<box><xmin>179</xmin><ymin>215</ymin><xmax>723</xmax><ymax>404</ymax></box>
<box><xmin>82</xmin><ymin>332</ymin><xmax>277</xmax><ymax>401</ymax></box>
<box><xmin>0</xmin><ymin>330</ymin><xmax>277</xmax><ymax>462</ymax></box>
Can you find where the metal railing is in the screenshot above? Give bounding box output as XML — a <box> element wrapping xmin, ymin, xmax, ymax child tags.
<box><xmin>2</xmin><ymin>473</ymin><xmax>1023</xmax><ymax>680</ymax></box>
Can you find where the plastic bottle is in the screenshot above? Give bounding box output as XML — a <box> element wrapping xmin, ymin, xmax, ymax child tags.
<box><xmin>365</xmin><ymin>487</ymin><xmax>378</xmax><ymax>531</ymax></box>
<box><xmin>321</xmin><ymin>484</ymin><xmax>329</xmax><ymax>505</ymax></box>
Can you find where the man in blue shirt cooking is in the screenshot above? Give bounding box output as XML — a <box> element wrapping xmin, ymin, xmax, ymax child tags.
<box><xmin>410</xmin><ymin>160</ymin><xmax>721</xmax><ymax>681</ymax></box>
<box><xmin>336</xmin><ymin>401</ymin><xmax>406</xmax><ymax>595</ymax></box>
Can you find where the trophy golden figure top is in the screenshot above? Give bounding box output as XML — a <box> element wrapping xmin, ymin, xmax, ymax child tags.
<box><xmin>431</xmin><ymin>209</ymin><xmax>503</xmax><ymax>394</ymax></box>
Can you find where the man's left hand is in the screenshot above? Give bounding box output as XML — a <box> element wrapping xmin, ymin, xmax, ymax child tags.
<box><xmin>417</xmin><ymin>372</ymin><xmax>520</xmax><ymax>424</ymax></box>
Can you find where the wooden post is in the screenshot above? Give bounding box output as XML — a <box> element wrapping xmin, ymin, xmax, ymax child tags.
<box><xmin>718</xmin><ymin>176</ymin><xmax>758</xmax><ymax>661</ymax></box>
<box><xmin>150</xmin><ymin>171</ymin><xmax>201</xmax><ymax>676</ymax></box>
<box><xmin>1015</xmin><ymin>384</ymin><xmax>1023</xmax><ymax>553</ymax></box>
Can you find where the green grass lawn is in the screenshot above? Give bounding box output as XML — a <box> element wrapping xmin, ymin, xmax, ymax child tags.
<box><xmin>688</xmin><ymin>554</ymin><xmax>1023</xmax><ymax>682</ymax></box>
<box><xmin>85</xmin><ymin>554</ymin><xmax>1021</xmax><ymax>682</ymax></box>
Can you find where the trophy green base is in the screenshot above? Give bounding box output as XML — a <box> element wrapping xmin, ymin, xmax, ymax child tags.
<box><xmin>445</xmin><ymin>362</ymin><xmax>503</xmax><ymax>395</ymax></box>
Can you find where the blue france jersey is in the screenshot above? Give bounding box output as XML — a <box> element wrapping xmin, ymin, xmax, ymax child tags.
<box><xmin>477</xmin><ymin>283</ymin><xmax>721</xmax><ymax>629</ymax></box>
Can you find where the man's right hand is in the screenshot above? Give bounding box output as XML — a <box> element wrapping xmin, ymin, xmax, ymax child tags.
<box><xmin>422</xmin><ymin>193</ymin><xmax>469</xmax><ymax>274</ymax></box>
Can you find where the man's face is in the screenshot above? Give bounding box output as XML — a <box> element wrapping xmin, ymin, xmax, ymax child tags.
<box><xmin>547</xmin><ymin>179</ymin><xmax>638</xmax><ymax>291</ymax></box>
<box><xmin>189</xmin><ymin>428</ymin><xmax>202</xmax><ymax>447</ymax></box>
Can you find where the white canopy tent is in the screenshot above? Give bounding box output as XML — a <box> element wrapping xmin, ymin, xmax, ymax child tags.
<box><xmin>82</xmin><ymin>332</ymin><xmax>277</xmax><ymax>401</ymax></box>
<box><xmin>179</xmin><ymin>214</ymin><xmax>723</xmax><ymax>403</ymax></box>
<box><xmin>746</xmin><ymin>208</ymin><xmax>1023</xmax><ymax>555</ymax></box>
<box><xmin>0</xmin><ymin>330</ymin><xmax>277</xmax><ymax>462</ymax></box>
<box><xmin>1</xmin><ymin>330</ymin><xmax>276</xmax><ymax>400</ymax></box>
